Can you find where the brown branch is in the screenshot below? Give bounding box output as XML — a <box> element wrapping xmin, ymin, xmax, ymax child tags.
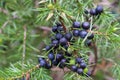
<box><xmin>53</xmin><ymin>0</ymin><xmax>67</xmax><ymax>32</ymax></box>
<box><xmin>59</xmin><ymin>16</ymin><xmax>67</xmax><ymax>32</ymax></box>
<box><xmin>91</xmin><ymin>41</ymin><xmax>98</xmax><ymax>75</ymax></box>
<box><xmin>54</xmin><ymin>0</ymin><xmax>57</xmax><ymax>3</ymax></box>
<box><xmin>8</xmin><ymin>64</ymin><xmax>71</xmax><ymax>80</ymax></box>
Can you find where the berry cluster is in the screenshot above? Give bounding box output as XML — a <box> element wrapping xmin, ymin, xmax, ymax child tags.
<box><xmin>38</xmin><ymin>5</ymin><xmax>104</xmax><ymax>77</ymax></box>
<box><xmin>85</xmin><ymin>5</ymin><xmax>103</xmax><ymax>16</ymax></box>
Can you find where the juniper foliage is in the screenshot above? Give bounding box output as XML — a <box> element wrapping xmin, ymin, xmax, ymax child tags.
<box><xmin>0</xmin><ymin>0</ymin><xmax>120</xmax><ymax>80</ymax></box>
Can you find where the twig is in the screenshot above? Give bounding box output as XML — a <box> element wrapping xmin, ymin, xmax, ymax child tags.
<box><xmin>8</xmin><ymin>64</ymin><xmax>39</xmax><ymax>80</ymax></box>
<box><xmin>0</xmin><ymin>21</ymin><xmax>9</xmax><ymax>34</ymax></box>
<box><xmin>7</xmin><ymin>64</ymin><xmax>71</xmax><ymax>80</ymax></box>
<box><xmin>87</xmin><ymin>30</ymin><xmax>108</xmax><ymax>36</ymax></box>
<box><xmin>91</xmin><ymin>41</ymin><xmax>98</xmax><ymax>75</ymax></box>
<box><xmin>59</xmin><ymin>16</ymin><xmax>67</xmax><ymax>32</ymax></box>
<box><xmin>53</xmin><ymin>0</ymin><xmax>67</xmax><ymax>32</ymax></box>
<box><xmin>22</xmin><ymin>25</ymin><xmax>27</xmax><ymax>70</ymax></box>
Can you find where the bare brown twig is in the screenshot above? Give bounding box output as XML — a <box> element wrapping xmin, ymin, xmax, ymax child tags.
<box><xmin>91</xmin><ymin>41</ymin><xmax>98</xmax><ymax>75</ymax></box>
<box><xmin>59</xmin><ymin>18</ymin><xmax>67</xmax><ymax>32</ymax></box>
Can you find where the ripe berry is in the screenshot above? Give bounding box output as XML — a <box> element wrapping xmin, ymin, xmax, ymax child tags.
<box><xmin>85</xmin><ymin>40</ymin><xmax>92</xmax><ymax>46</ymax></box>
<box><xmin>59</xmin><ymin>59</ymin><xmax>67</xmax><ymax>68</ymax></box>
<box><xmin>59</xmin><ymin>37</ymin><xmax>67</xmax><ymax>45</ymax></box>
<box><xmin>96</xmin><ymin>5</ymin><xmax>103</xmax><ymax>14</ymax></box>
<box><xmin>63</xmin><ymin>44</ymin><xmax>69</xmax><ymax>50</ymax></box>
<box><xmin>52</xmin><ymin>26</ymin><xmax>58</xmax><ymax>33</ymax></box>
<box><xmin>76</xmin><ymin>57</ymin><xmax>82</xmax><ymax>64</ymax></box>
<box><xmin>65</xmin><ymin>52</ymin><xmax>72</xmax><ymax>57</ymax></box>
<box><xmin>51</xmin><ymin>36</ymin><xmax>55</xmax><ymax>41</ymax></box>
<box><xmin>87</xmin><ymin>34</ymin><xmax>94</xmax><ymax>39</ymax></box>
<box><xmin>56</xmin><ymin>53</ymin><xmax>64</xmax><ymax>61</ymax></box>
<box><xmin>57</xmin><ymin>26</ymin><xmax>63</xmax><ymax>31</ymax></box>
<box><xmin>71</xmin><ymin>65</ymin><xmax>77</xmax><ymax>72</ymax></box>
<box><xmin>80</xmin><ymin>62</ymin><xmax>87</xmax><ymax>69</ymax></box>
<box><xmin>39</xmin><ymin>60</ymin><xmax>47</xmax><ymax>67</ymax></box>
<box><xmin>73</xmin><ymin>21</ymin><xmax>80</xmax><ymax>28</ymax></box>
<box><xmin>79</xmin><ymin>30</ymin><xmax>88</xmax><ymax>38</ymax></box>
<box><xmin>65</xmin><ymin>32</ymin><xmax>72</xmax><ymax>41</ymax></box>
<box><xmin>77</xmin><ymin>68</ymin><xmax>83</xmax><ymax>74</ymax></box>
<box><xmin>55</xmin><ymin>33</ymin><xmax>63</xmax><ymax>40</ymax></box>
<box><xmin>48</xmin><ymin>52</ymin><xmax>55</xmax><ymax>61</ymax></box>
<box><xmin>52</xmin><ymin>40</ymin><xmax>59</xmax><ymax>46</ymax></box>
<box><xmin>45</xmin><ymin>63</ymin><xmax>52</xmax><ymax>69</ymax></box>
<box><xmin>52</xmin><ymin>59</ymin><xmax>59</xmax><ymax>66</ymax></box>
<box><xmin>38</xmin><ymin>57</ymin><xmax>44</xmax><ymax>63</ymax></box>
<box><xmin>82</xmin><ymin>22</ymin><xmax>90</xmax><ymax>30</ymax></box>
<box><xmin>84</xmin><ymin>10</ymin><xmax>89</xmax><ymax>14</ymax></box>
<box><xmin>90</xmin><ymin>9</ymin><xmax>97</xmax><ymax>15</ymax></box>
<box><xmin>73</xmin><ymin>30</ymin><xmax>80</xmax><ymax>37</ymax></box>
<box><xmin>45</xmin><ymin>45</ymin><xmax>52</xmax><ymax>51</ymax></box>
<box><xmin>86</xmin><ymin>71</ymin><xmax>92</xmax><ymax>76</ymax></box>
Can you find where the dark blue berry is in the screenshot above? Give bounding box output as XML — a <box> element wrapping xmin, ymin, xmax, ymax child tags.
<box><xmin>52</xmin><ymin>59</ymin><xmax>59</xmax><ymax>66</ymax></box>
<box><xmin>59</xmin><ymin>37</ymin><xmax>67</xmax><ymax>45</ymax></box>
<box><xmin>48</xmin><ymin>52</ymin><xmax>55</xmax><ymax>61</ymax></box>
<box><xmin>59</xmin><ymin>59</ymin><xmax>67</xmax><ymax>68</ymax></box>
<box><xmin>65</xmin><ymin>33</ymin><xmax>72</xmax><ymax>41</ymax></box>
<box><xmin>80</xmin><ymin>62</ymin><xmax>87</xmax><ymax>69</ymax></box>
<box><xmin>73</xmin><ymin>21</ymin><xmax>80</xmax><ymax>28</ymax></box>
<box><xmin>96</xmin><ymin>5</ymin><xmax>103</xmax><ymax>14</ymax></box>
<box><xmin>38</xmin><ymin>57</ymin><xmax>44</xmax><ymax>63</ymax></box>
<box><xmin>55</xmin><ymin>33</ymin><xmax>63</xmax><ymax>40</ymax></box>
<box><xmin>39</xmin><ymin>60</ymin><xmax>47</xmax><ymax>67</ymax></box>
<box><xmin>57</xmin><ymin>26</ymin><xmax>63</xmax><ymax>31</ymax></box>
<box><xmin>45</xmin><ymin>63</ymin><xmax>52</xmax><ymax>69</ymax></box>
<box><xmin>87</xmin><ymin>34</ymin><xmax>94</xmax><ymax>39</ymax></box>
<box><xmin>52</xmin><ymin>40</ymin><xmax>59</xmax><ymax>47</ymax></box>
<box><xmin>73</xmin><ymin>30</ymin><xmax>80</xmax><ymax>37</ymax></box>
<box><xmin>76</xmin><ymin>57</ymin><xmax>82</xmax><ymax>64</ymax></box>
<box><xmin>82</xmin><ymin>22</ymin><xmax>90</xmax><ymax>30</ymax></box>
<box><xmin>51</xmin><ymin>36</ymin><xmax>55</xmax><ymax>41</ymax></box>
<box><xmin>85</xmin><ymin>40</ymin><xmax>92</xmax><ymax>46</ymax></box>
<box><xmin>86</xmin><ymin>71</ymin><xmax>92</xmax><ymax>76</ymax></box>
<box><xmin>71</xmin><ymin>65</ymin><xmax>77</xmax><ymax>72</ymax></box>
<box><xmin>90</xmin><ymin>9</ymin><xmax>97</xmax><ymax>15</ymax></box>
<box><xmin>63</xmin><ymin>44</ymin><xmax>69</xmax><ymax>50</ymax></box>
<box><xmin>65</xmin><ymin>52</ymin><xmax>72</xmax><ymax>56</ymax></box>
<box><xmin>84</xmin><ymin>10</ymin><xmax>89</xmax><ymax>14</ymax></box>
<box><xmin>52</xmin><ymin>40</ymin><xmax>59</xmax><ymax>44</ymax></box>
<box><xmin>79</xmin><ymin>30</ymin><xmax>88</xmax><ymax>38</ymax></box>
<box><xmin>61</xmin><ymin>59</ymin><xmax>67</xmax><ymax>64</ymax></box>
<box><xmin>56</xmin><ymin>53</ymin><xmax>64</xmax><ymax>61</ymax></box>
<box><xmin>52</xmin><ymin>26</ymin><xmax>58</xmax><ymax>33</ymax></box>
<box><xmin>77</xmin><ymin>68</ymin><xmax>83</xmax><ymax>74</ymax></box>
<box><xmin>45</xmin><ymin>45</ymin><xmax>51</xmax><ymax>51</ymax></box>
<box><xmin>45</xmin><ymin>45</ymin><xmax>52</xmax><ymax>51</ymax></box>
